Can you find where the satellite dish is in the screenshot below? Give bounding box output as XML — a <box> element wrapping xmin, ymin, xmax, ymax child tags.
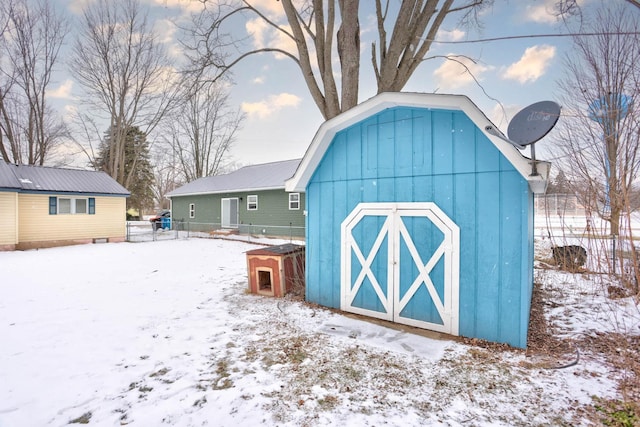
<box><xmin>484</xmin><ymin>100</ymin><xmax>561</xmax><ymax>177</ymax></box>
<box><xmin>507</xmin><ymin>101</ymin><xmax>561</xmax><ymax>146</ymax></box>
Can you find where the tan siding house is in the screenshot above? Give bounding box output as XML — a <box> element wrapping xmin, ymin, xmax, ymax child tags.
<box><xmin>0</xmin><ymin>191</ymin><xmax>18</xmax><ymax>250</ymax></box>
<box><xmin>0</xmin><ymin>162</ymin><xmax>129</xmax><ymax>251</ymax></box>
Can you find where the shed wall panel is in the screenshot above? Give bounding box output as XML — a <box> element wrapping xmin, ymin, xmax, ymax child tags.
<box><xmin>306</xmin><ymin>182</ymin><xmax>322</xmax><ymax>304</ymax></box>
<box><xmin>306</xmin><ymin>106</ymin><xmax>534</xmax><ymax>347</ymax></box>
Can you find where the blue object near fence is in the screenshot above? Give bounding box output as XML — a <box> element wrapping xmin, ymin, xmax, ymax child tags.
<box><xmin>162</xmin><ymin>217</ymin><xmax>171</xmax><ymax>229</ymax></box>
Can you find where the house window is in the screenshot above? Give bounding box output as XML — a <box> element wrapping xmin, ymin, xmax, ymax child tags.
<box><xmin>75</xmin><ymin>199</ymin><xmax>87</xmax><ymax>214</ymax></box>
<box><xmin>247</xmin><ymin>195</ymin><xmax>258</xmax><ymax>210</ymax></box>
<box><xmin>49</xmin><ymin>196</ymin><xmax>95</xmax><ymax>215</ymax></box>
<box><xmin>289</xmin><ymin>193</ymin><xmax>300</xmax><ymax>210</ymax></box>
<box><xmin>59</xmin><ymin>198</ymin><xmax>72</xmax><ymax>214</ymax></box>
<box><xmin>189</xmin><ymin>203</ymin><xmax>195</xmax><ymax>218</ymax></box>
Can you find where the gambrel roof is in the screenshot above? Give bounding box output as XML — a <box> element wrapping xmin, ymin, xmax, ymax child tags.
<box><xmin>167</xmin><ymin>159</ymin><xmax>301</xmax><ymax>197</ymax></box>
<box><xmin>0</xmin><ymin>161</ymin><xmax>129</xmax><ymax>195</ymax></box>
<box><xmin>286</xmin><ymin>92</ymin><xmax>550</xmax><ymax>194</ymax></box>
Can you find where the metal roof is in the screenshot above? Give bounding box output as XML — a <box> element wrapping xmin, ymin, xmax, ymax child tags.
<box><xmin>167</xmin><ymin>159</ymin><xmax>301</xmax><ymax>197</ymax></box>
<box><xmin>0</xmin><ymin>161</ymin><xmax>20</xmax><ymax>189</ymax></box>
<box><xmin>0</xmin><ymin>162</ymin><xmax>130</xmax><ymax>195</ymax></box>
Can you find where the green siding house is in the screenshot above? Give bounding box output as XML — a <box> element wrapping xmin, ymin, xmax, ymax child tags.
<box><xmin>167</xmin><ymin>159</ymin><xmax>305</xmax><ymax>238</ymax></box>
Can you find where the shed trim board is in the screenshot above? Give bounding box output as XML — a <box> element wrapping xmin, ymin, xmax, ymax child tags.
<box><xmin>286</xmin><ymin>92</ymin><xmax>549</xmax><ymax>194</ymax></box>
<box><xmin>341</xmin><ymin>202</ymin><xmax>459</xmax><ymax>335</ymax></box>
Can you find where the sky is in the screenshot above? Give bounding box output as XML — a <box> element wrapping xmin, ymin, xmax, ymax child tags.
<box><xmin>43</xmin><ymin>0</ymin><xmax>629</xmax><ymax>168</ymax></box>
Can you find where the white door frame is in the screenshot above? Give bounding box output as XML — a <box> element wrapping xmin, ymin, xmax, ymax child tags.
<box><xmin>341</xmin><ymin>202</ymin><xmax>459</xmax><ymax>335</ymax></box>
<box><xmin>221</xmin><ymin>197</ymin><xmax>239</xmax><ymax>228</ymax></box>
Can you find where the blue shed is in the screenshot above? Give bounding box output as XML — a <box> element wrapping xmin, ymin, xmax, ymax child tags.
<box><xmin>286</xmin><ymin>92</ymin><xmax>550</xmax><ymax>348</ymax></box>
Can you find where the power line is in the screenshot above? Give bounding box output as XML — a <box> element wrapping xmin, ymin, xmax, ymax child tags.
<box><xmin>425</xmin><ymin>32</ymin><xmax>640</xmax><ymax>45</ymax></box>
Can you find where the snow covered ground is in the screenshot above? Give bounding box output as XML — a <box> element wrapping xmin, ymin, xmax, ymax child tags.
<box><xmin>0</xmin><ymin>237</ymin><xmax>638</xmax><ymax>426</ymax></box>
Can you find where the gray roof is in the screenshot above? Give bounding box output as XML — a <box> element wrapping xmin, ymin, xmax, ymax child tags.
<box><xmin>168</xmin><ymin>159</ymin><xmax>301</xmax><ymax>197</ymax></box>
<box><xmin>0</xmin><ymin>161</ymin><xmax>20</xmax><ymax>189</ymax></box>
<box><xmin>0</xmin><ymin>162</ymin><xmax>130</xmax><ymax>195</ymax></box>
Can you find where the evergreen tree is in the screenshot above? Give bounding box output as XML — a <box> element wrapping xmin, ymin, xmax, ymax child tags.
<box><xmin>96</xmin><ymin>126</ymin><xmax>155</xmax><ymax>212</ymax></box>
<box><xmin>547</xmin><ymin>170</ymin><xmax>572</xmax><ymax>194</ymax></box>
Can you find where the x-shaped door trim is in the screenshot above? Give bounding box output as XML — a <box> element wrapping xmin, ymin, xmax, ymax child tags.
<box><xmin>341</xmin><ymin>202</ymin><xmax>460</xmax><ymax>335</ymax></box>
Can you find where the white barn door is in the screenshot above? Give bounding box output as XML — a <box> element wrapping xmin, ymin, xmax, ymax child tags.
<box><xmin>341</xmin><ymin>202</ymin><xmax>460</xmax><ymax>335</ymax></box>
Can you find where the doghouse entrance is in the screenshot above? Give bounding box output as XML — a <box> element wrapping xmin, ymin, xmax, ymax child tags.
<box><xmin>258</xmin><ymin>269</ymin><xmax>272</xmax><ymax>292</ymax></box>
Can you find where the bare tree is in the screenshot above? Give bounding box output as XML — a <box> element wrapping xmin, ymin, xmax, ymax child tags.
<box><xmin>553</xmin><ymin>4</ymin><xmax>640</xmax><ymax>237</ymax></box>
<box><xmin>187</xmin><ymin>0</ymin><xmax>488</xmax><ymax>120</ymax></box>
<box><xmin>0</xmin><ymin>0</ymin><xmax>69</xmax><ymax>165</ymax></box>
<box><xmin>70</xmin><ymin>0</ymin><xmax>177</xmax><ymax>188</ymax></box>
<box><xmin>550</xmin><ymin>4</ymin><xmax>640</xmax><ymax>292</ymax></box>
<box><xmin>165</xmin><ymin>78</ymin><xmax>243</xmax><ymax>183</ymax></box>
<box><xmin>150</xmin><ymin>148</ymin><xmax>180</xmax><ymax>211</ymax></box>
<box><xmin>555</xmin><ymin>0</ymin><xmax>640</xmax><ymax>16</ymax></box>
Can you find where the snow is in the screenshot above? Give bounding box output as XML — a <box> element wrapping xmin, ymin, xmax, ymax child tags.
<box><xmin>0</xmin><ymin>237</ymin><xmax>637</xmax><ymax>426</ymax></box>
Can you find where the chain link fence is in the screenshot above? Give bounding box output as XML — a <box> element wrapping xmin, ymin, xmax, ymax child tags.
<box><xmin>126</xmin><ymin>220</ymin><xmax>305</xmax><ymax>243</ymax></box>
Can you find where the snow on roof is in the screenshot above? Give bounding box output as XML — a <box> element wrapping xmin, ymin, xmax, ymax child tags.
<box><xmin>285</xmin><ymin>92</ymin><xmax>550</xmax><ymax>194</ymax></box>
<box><xmin>167</xmin><ymin>159</ymin><xmax>301</xmax><ymax>198</ymax></box>
<box><xmin>0</xmin><ymin>162</ymin><xmax>130</xmax><ymax>195</ymax></box>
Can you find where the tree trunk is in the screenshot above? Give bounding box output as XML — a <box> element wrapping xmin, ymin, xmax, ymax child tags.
<box><xmin>337</xmin><ymin>0</ymin><xmax>360</xmax><ymax>112</ymax></box>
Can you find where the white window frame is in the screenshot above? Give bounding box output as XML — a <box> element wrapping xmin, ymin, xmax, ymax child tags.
<box><xmin>189</xmin><ymin>203</ymin><xmax>195</xmax><ymax>218</ymax></box>
<box><xmin>288</xmin><ymin>193</ymin><xmax>300</xmax><ymax>210</ymax></box>
<box><xmin>247</xmin><ymin>195</ymin><xmax>258</xmax><ymax>211</ymax></box>
<box><xmin>58</xmin><ymin>197</ymin><xmax>89</xmax><ymax>215</ymax></box>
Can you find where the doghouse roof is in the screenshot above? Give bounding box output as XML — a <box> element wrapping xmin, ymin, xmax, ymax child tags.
<box><xmin>285</xmin><ymin>92</ymin><xmax>550</xmax><ymax>193</ymax></box>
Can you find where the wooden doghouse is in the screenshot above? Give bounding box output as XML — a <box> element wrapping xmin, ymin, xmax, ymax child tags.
<box><xmin>246</xmin><ymin>244</ymin><xmax>305</xmax><ymax>297</ymax></box>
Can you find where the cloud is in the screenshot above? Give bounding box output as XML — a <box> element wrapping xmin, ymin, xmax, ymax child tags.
<box><xmin>436</xmin><ymin>28</ymin><xmax>465</xmax><ymax>42</ymax></box>
<box><xmin>252</xmin><ymin>77</ymin><xmax>265</xmax><ymax>84</ymax></box>
<box><xmin>243</xmin><ymin>0</ymin><xmax>284</xmax><ymax>19</ymax></box>
<box><xmin>143</xmin><ymin>0</ymin><xmax>206</xmax><ymax>14</ymax></box>
<box><xmin>62</xmin><ymin>104</ymin><xmax>78</xmax><ymax>122</ymax></box>
<box><xmin>67</xmin><ymin>0</ymin><xmax>95</xmax><ymax>14</ymax></box>
<box><xmin>523</xmin><ymin>0</ymin><xmax>586</xmax><ymax>24</ymax></box>
<box><xmin>155</xmin><ymin>19</ymin><xmax>177</xmax><ymax>44</ymax></box>
<box><xmin>524</xmin><ymin>1</ymin><xmax>558</xmax><ymax>24</ymax></box>
<box><xmin>432</xmin><ymin>55</ymin><xmax>492</xmax><ymax>90</ymax></box>
<box><xmin>502</xmin><ymin>45</ymin><xmax>555</xmax><ymax>84</ymax></box>
<box><xmin>241</xmin><ymin>93</ymin><xmax>301</xmax><ymax>119</ymax></box>
<box><xmin>246</xmin><ymin>18</ymin><xmax>297</xmax><ymax>59</ymax></box>
<box><xmin>153</xmin><ymin>19</ymin><xmax>185</xmax><ymax>57</ymax></box>
<box><xmin>47</xmin><ymin>80</ymin><xmax>74</xmax><ymax>99</ymax></box>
